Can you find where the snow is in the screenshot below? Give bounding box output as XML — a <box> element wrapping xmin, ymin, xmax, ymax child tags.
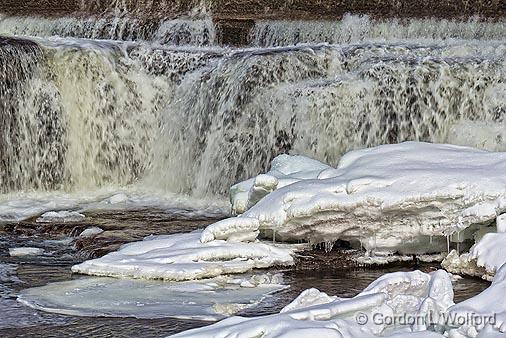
<box><xmin>36</xmin><ymin>210</ymin><xmax>85</xmax><ymax>223</ymax></box>
<box><xmin>78</xmin><ymin>227</ymin><xmax>104</xmax><ymax>238</ymax></box>
<box><xmin>446</xmin><ymin>264</ymin><xmax>506</xmax><ymax>337</ymax></box>
<box><xmin>443</xmin><ymin>233</ymin><xmax>506</xmax><ymax>280</ymax></box>
<box><xmin>496</xmin><ymin>214</ymin><xmax>506</xmax><ymax>233</ymax></box>
<box><xmin>72</xmin><ymin>231</ymin><xmax>299</xmax><ymax>281</ymax></box>
<box><xmin>9</xmin><ymin>247</ymin><xmax>44</xmax><ymax>257</ymax></box>
<box><xmin>18</xmin><ymin>273</ymin><xmax>286</xmax><ymax>321</ymax></box>
<box><xmin>171</xmin><ymin>270</ymin><xmax>452</xmax><ymax>338</ymax></box>
<box><xmin>230</xmin><ymin>154</ymin><xmax>332</xmax><ymax>215</ymax></box>
<box><xmin>200</xmin><ymin>217</ymin><xmax>259</xmax><ymax>243</ymax></box>
<box><xmin>0</xmin><ymin>189</ymin><xmax>227</xmax><ymax>223</ymax></box>
<box><xmin>219</xmin><ymin>142</ymin><xmax>506</xmax><ymax>255</ymax></box>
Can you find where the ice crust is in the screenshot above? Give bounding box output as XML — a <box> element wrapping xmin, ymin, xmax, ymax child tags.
<box><xmin>18</xmin><ymin>273</ymin><xmax>286</xmax><ymax>321</ymax></box>
<box><xmin>225</xmin><ymin>142</ymin><xmax>506</xmax><ymax>254</ymax></box>
<box><xmin>171</xmin><ymin>270</ymin><xmax>452</xmax><ymax>338</ymax></box>
<box><xmin>72</xmin><ymin>231</ymin><xmax>297</xmax><ymax>281</ymax></box>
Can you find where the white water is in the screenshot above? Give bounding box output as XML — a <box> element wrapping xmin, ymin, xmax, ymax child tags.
<box><xmin>252</xmin><ymin>15</ymin><xmax>506</xmax><ymax>47</ymax></box>
<box><xmin>0</xmin><ymin>16</ymin><xmax>505</xmax><ymax>210</ymax></box>
<box><xmin>0</xmin><ymin>16</ymin><xmax>216</xmax><ymax>46</ymax></box>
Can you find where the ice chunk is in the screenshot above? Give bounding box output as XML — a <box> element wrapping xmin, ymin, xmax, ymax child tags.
<box><xmin>443</xmin><ymin>232</ymin><xmax>506</xmax><ymax>280</ymax></box>
<box><xmin>78</xmin><ymin>227</ymin><xmax>104</xmax><ymax>238</ymax></box>
<box><xmin>220</xmin><ymin>142</ymin><xmax>506</xmax><ymax>254</ymax></box>
<box><xmin>18</xmin><ymin>273</ymin><xmax>286</xmax><ymax>321</ymax></box>
<box><xmin>72</xmin><ymin>231</ymin><xmax>297</xmax><ymax>281</ymax></box>
<box><xmin>36</xmin><ymin>210</ymin><xmax>85</xmax><ymax>223</ymax></box>
<box><xmin>469</xmin><ymin>233</ymin><xmax>506</xmax><ymax>276</ymax></box>
<box><xmin>496</xmin><ymin>214</ymin><xmax>506</xmax><ymax>233</ymax></box>
<box><xmin>230</xmin><ymin>154</ymin><xmax>332</xmax><ymax>214</ymax></box>
<box><xmin>446</xmin><ymin>264</ymin><xmax>506</xmax><ymax>336</ymax></box>
<box><xmin>172</xmin><ymin>270</ymin><xmax>452</xmax><ymax>338</ymax></box>
<box><xmin>9</xmin><ymin>247</ymin><xmax>44</xmax><ymax>257</ymax></box>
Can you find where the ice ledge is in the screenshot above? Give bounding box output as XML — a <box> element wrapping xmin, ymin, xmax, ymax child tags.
<box><xmin>72</xmin><ymin>231</ymin><xmax>299</xmax><ymax>281</ymax></box>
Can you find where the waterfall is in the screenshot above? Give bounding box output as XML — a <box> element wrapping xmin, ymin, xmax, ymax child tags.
<box><xmin>0</xmin><ymin>16</ymin><xmax>216</xmax><ymax>46</ymax></box>
<box><xmin>0</xmin><ymin>15</ymin><xmax>505</xmax><ymax>198</ymax></box>
<box><xmin>251</xmin><ymin>15</ymin><xmax>506</xmax><ymax>47</ymax></box>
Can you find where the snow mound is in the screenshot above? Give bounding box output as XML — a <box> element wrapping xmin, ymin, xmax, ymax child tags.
<box><xmin>9</xmin><ymin>247</ymin><xmax>44</xmax><ymax>257</ymax></box>
<box><xmin>36</xmin><ymin>211</ymin><xmax>85</xmax><ymax>223</ymax></box>
<box><xmin>72</xmin><ymin>231</ymin><xmax>297</xmax><ymax>281</ymax></box>
<box><xmin>447</xmin><ymin>264</ymin><xmax>506</xmax><ymax>337</ymax></box>
<box><xmin>18</xmin><ymin>273</ymin><xmax>286</xmax><ymax>321</ymax></box>
<box><xmin>230</xmin><ymin>154</ymin><xmax>332</xmax><ymax>214</ymax></box>
<box><xmin>171</xmin><ymin>270</ymin><xmax>452</xmax><ymax>338</ymax></box>
<box><xmin>221</xmin><ymin>142</ymin><xmax>506</xmax><ymax>254</ymax></box>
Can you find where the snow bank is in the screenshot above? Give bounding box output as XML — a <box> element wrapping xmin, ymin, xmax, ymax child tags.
<box><xmin>36</xmin><ymin>210</ymin><xmax>85</xmax><ymax>223</ymax></box>
<box><xmin>230</xmin><ymin>154</ymin><xmax>332</xmax><ymax>214</ymax></box>
<box><xmin>72</xmin><ymin>231</ymin><xmax>298</xmax><ymax>281</ymax></box>
<box><xmin>171</xmin><ymin>270</ymin><xmax>452</xmax><ymax>338</ymax></box>
<box><xmin>221</xmin><ymin>142</ymin><xmax>506</xmax><ymax>254</ymax></box>
<box><xmin>9</xmin><ymin>247</ymin><xmax>44</xmax><ymax>257</ymax></box>
<box><xmin>18</xmin><ymin>273</ymin><xmax>286</xmax><ymax>321</ymax></box>
<box><xmin>446</xmin><ymin>264</ymin><xmax>506</xmax><ymax>337</ymax></box>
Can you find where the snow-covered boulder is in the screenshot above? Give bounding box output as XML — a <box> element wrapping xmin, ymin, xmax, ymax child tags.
<box><xmin>230</xmin><ymin>154</ymin><xmax>332</xmax><ymax>214</ymax></box>
<box><xmin>171</xmin><ymin>270</ymin><xmax>452</xmax><ymax>338</ymax></box>
<box><xmin>222</xmin><ymin>142</ymin><xmax>506</xmax><ymax>255</ymax></box>
<box><xmin>71</xmin><ymin>231</ymin><xmax>298</xmax><ymax>281</ymax></box>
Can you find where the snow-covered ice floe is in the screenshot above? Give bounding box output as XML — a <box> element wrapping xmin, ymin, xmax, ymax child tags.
<box><xmin>171</xmin><ymin>270</ymin><xmax>453</xmax><ymax>338</ymax></box>
<box><xmin>18</xmin><ymin>273</ymin><xmax>286</xmax><ymax>321</ymax></box>
<box><xmin>9</xmin><ymin>247</ymin><xmax>44</xmax><ymax>257</ymax></box>
<box><xmin>226</xmin><ymin>142</ymin><xmax>506</xmax><ymax>255</ymax></box>
<box><xmin>36</xmin><ymin>211</ymin><xmax>85</xmax><ymax>223</ymax></box>
<box><xmin>72</xmin><ymin>231</ymin><xmax>299</xmax><ymax>281</ymax></box>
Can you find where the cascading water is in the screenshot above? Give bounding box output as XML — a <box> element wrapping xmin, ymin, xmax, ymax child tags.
<box><xmin>0</xmin><ymin>14</ymin><xmax>505</xmax><ymax>200</ymax></box>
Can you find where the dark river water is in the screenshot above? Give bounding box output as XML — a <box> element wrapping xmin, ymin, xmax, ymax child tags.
<box><xmin>0</xmin><ymin>209</ymin><xmax>490</xmax><ymax>338</ymax></box>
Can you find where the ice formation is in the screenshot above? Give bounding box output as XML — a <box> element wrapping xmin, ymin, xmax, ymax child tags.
<box><xmin>78</xmin><ymin>227</ymin><xmax>104</xmax><ymax>238</ymax></box>
<box><xmin>223</xmin><ymin>142</ymin><xmax>506</xmax><ymax>255</ymax></box>
<box><xmin>9</xmin><ymin>247</ymin><xmax>44</xmax><ymax>257</ymax></box>
<box><xmin>72</xmin><ymin>231</ymin><xmax>298</xmax><ymax>281</ymax></box>
<box><xmin>171</xmin><ymin>270</ymin><xmax>453</xmax><ymax>338</ymax></box>
<box><xmin>231</xmin><ymin>154</ymin><xmax>332</xmax><ymax>215</ymax></box>
<box><xmin>36</xmin><ymin>210</ymin><xmax>86</xmax><ymax>223</ymax></box>
<box><xmin>18</xmin><ymin>273</ymin><xmax>286</xmax><ymax>321</ymax></box>
<box><xmin>446</xmin><ymin>264</ymin><xmax>506</xmax><ymax>337</ymax></box>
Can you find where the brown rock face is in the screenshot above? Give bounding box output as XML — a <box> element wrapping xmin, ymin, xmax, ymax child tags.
<box><xmin>0</xmin><ymin>0</ymin><xmax>504</xmax><ymax>19</ymax></box>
